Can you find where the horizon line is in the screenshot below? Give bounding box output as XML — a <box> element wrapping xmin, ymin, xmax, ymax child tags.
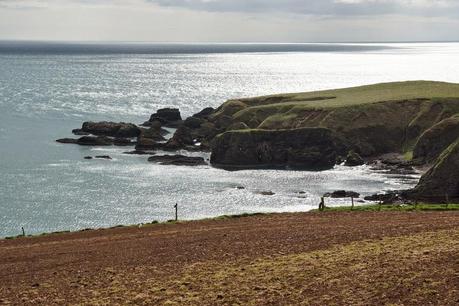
<box><xmin>1</xmin><ymin>39</ymin><xmax>458</xmax><ymax>45</ymax></box>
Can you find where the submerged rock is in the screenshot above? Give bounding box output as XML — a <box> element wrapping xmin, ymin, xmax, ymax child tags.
<box><xmin>147</xmin><ymin>155</ymin><xmax>207</xmax><ymax>166</ymax></box>
<box><xmin>124</xmin><ymin>150</ymin><xmax>152</xmax><ymax>155</ymax></box>
<box><xmin>210</xmin><ymin>127</ymin><xmax>346</xmax><ymax>170</ymax></box>
<box><xmin>57</xmin><ymin>136</ymin><xmax>114</xmax><ymax>146</ymax></box>
<box><xmin>56</xmin><ymin>138</ymin><xmax>78</xmax><ymax>144</ymax></box>
<box><xmin>258</xmin><ymin>191</ymin><xmax>275</xmax><ymax>196</ymax></box>
<box><xmin>84</xmin><ymin>155</ymin><xmax>112</xmax><ymax>160</ymax></box>
<box><xmin>95</xmin><ymin>155</ymin><xmax>112</xmax><ymax>160</ymax></box>
<box><xmin>76</xmin><ymin>136</ymin><xmax>113</xmax><ymax>146</ymax></box>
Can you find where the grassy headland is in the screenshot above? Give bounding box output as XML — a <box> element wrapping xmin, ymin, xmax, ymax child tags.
<box><xmin>202</xmin><ymin>81</ymin><xmax>459</xmax><ymax>201</ymax></box>
<box><xmin>214</xmin><ymin>81</ymin><xmax>459</xmax><ymax>153</ymax></box>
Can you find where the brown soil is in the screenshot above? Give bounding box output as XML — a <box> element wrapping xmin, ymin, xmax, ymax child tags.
<box><xmin>0</xmin><ymin>211</ymin><xmax>458</xmax><ymax>305</ymax></box>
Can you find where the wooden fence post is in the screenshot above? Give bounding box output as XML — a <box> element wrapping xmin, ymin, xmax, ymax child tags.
<box><xmin>21</xmin><ymin>227</ymin><xmax>25</xmax><ymax>237</ymax></box>
<box><xmin>174</xmin><ymin>203</ymin><xmax>178</xmax><ymax>221</ymax></box>
<box><xmin>351</xmin><ymin>197</ymin><xmax>354</xmax><ymax>210</ymax></box>
<box><xmin>319</xmin><ymin>197</ymin><xmax>325</xmax><ymax>211</ymax></box>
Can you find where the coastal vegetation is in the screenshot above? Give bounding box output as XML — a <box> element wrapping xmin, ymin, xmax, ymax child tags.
<box><xmin>316</xmin><ymin>203</ymin><xmax>459</xmax><ymax>212</ymax></box>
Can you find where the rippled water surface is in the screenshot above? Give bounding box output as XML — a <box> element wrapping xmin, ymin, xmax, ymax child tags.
<box><xmin>1</xmin><ymin>42</ymin><xmax>458</xmax><ymax>237</ymax></box>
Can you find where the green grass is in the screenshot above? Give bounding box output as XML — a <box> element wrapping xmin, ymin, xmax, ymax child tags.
<box><xmin>238</xmin><ymin>81</ymin><xmax>459</xmax><ymax>110</ymax></box>
<box><xmin>3</xmin><ymin>205</ymin><xmax>457</xmax><ymax>241</ymax></box>
<box><xmin>315</xmin><ymin>203</ymin><xmax>459</xmax><ymax>212</ymax></box>
<box><xmin>213</xmin><ymin>212</ymin><xmax>267</xmax><ymax>220</ymax></box>
<box><xmin>403</xmin><ymin>151</ymin><xmax>413</xmax><ymax>161</ymax></box>
<box><xmin>221</xmin><ymin>81</ymin><xmax>459</xmax><ymax>132</ymax></box>
<box><xmin>0</xmin><ymin>215</ymin><xmax>268</xmax><ymax>240</ymax></box>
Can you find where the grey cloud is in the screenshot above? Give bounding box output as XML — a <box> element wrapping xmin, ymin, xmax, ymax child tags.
<box><xmin>147</xmin><ymin>0</ymin><xmax>459</xmax><ymax>17</ymax></box>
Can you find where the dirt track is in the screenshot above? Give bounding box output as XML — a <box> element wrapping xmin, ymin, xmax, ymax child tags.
<box><xmin>1</xmin><ymin>211</ymin><xmax>458</xmax><ymax>305</ymax></box>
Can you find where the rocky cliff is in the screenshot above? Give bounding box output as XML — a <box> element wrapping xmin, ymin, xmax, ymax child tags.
<box><xmin>210</xmin><ymin>128</ymin><xmax>346</xmax><ymax>170</ymax></box>
<box><xmin>412</xmin><ymin>139</ymin><xmax>459</xmax><ymax>202</ymax></box>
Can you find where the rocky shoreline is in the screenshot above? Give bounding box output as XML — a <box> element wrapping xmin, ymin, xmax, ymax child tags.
<box><xmin>56</xmin><ymin>82</ymin><xmax>459</xmax><ymax>203</ymax></box>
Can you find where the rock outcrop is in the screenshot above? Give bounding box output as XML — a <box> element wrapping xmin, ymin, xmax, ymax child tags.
<box><xmin>324</xmin><ymin>190</ymin><xmax>360</xmax><ymax>198</ymax></box>
<box><xmin>412</xmin><ymin>139</ymin><xmax>459</xmax><ymax>202</ymax></box>
<box><xmin>77</xmin><ymin>136</ymin><xmax>114</xmax><ymax>146</ymax></box>
<box><xmin>56</xmin><ymin>138</ymin><xmax>79</xmax><ymax>144</ymax></box>
<box><xmin>57</xmin><ymin>136</ymin><xmax>114</xmax><ymax>146</ymax></box>
<box><xmin>146</xmin><ymin>108</ymin><xmax>182</xmax><ymax>127</ymax></box>
<box><xmin>57</xmin><ymin>136</ymin><xmax>135</xmax><ymax>146</ymax></box>
<box><xmin>148</xmin><ymin>155</ymin><xmax>207</xmax><ymax>166</ymax></box>
<box><xmin>210</xmin><ymin>128</ymin><xmax>346</xmax><ymax>170</ymax></box>
<box><xmin>77</xmin><ymin>121</ymin><xmax>141</xmax><ymax>138</ymax></box>
<box><xmin>344</xmin><ymin>151</ymin><xmax>364</xmax><ymax>166</ymax></box>
<box><xmin>364</xmin><ymin>192</ymin><xmax>403</xmax><ymax>204</ymax></box>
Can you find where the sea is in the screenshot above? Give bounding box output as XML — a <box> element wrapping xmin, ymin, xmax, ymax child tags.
<box><xmin>1</xmin><ymin>41</ymin><xmax>458</xmax><ymax>237</ymax></box>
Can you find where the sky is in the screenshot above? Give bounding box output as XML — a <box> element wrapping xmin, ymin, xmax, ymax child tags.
<box><xmin>0</xmin><ymin>0</ymin><xmax>458</xmax><ymax>42</ymax></box>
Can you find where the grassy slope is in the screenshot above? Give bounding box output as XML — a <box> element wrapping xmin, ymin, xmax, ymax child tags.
<box><xmin>238</xmin><ymin>81</ymin><xmax>459</xmax><ymax>109</ymax></box>
<box><xmin>226</xmin><ymin>81</ymin><xmax>459</xmax><ymax>126</ymax></box>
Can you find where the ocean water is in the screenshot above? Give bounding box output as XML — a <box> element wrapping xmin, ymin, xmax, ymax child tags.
<box><xmin>1</xmin><ymin>42</ymin><xmax>458</xmax><ymax>237</ymax></box>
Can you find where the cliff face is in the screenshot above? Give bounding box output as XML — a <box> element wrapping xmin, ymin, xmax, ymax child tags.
<box><xmin>210</xmin><ymin>128</ymin><xmax>346</xmax><ymax>170</ymax></box>
<box><xmin>210</xmin><ymin>98</ymin><xmax>459</xmax><ymax>157</ymax></box>
<box><xmin>413</xmin><ymin>114</ymin><xmax>459</xmax><ymax>163</ymax></box>
<box><xmin>413</xmin><ymin>139</ymin><xmax>459</xmax><ymax>202</ymax></box>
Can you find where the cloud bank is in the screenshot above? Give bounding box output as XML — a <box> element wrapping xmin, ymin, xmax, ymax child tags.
<box><xmin>0</xmin><ymin>0</ymin><xmax>458</xmax><ymax>42</ymax></box>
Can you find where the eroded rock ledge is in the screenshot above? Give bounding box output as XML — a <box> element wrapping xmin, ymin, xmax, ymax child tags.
<box><xmin>210</xmin><ymin>128</ymin><xmax>347</xmax><ymax>170</ymax></box>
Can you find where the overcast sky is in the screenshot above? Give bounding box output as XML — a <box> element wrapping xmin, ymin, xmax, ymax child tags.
<box><xmin>0</xmin><ymin>0</ymin><xmax>458</xmax><ymax>42</ymax></box>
